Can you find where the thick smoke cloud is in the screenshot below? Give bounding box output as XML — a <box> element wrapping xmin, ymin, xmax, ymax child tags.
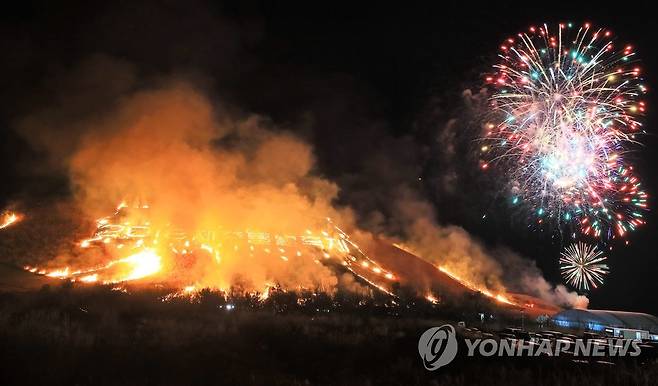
<box><xmin>360</xmin><ymin>182</ymin><xmax>588</xmax><ymax>308</ymax></box>
<box><xmin>3</xmin><ymin>1</ymin><xmax>587</xmax><ymax>307</ymax></box>
<box><xmin>13</xmin><ymin>71</ymin><xmax>359</xmax><ymax>291</ymax></box>
<box><xmin>335</xmin><ymin>88</ymin><xmax>588</xmax><ymax>308</ymax></box>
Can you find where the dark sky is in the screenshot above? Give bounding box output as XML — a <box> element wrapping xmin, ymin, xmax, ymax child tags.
<box><xmin>0</xmin><ymin>1</ymin><xmax>656</xmax><ymax>314</ymax></box>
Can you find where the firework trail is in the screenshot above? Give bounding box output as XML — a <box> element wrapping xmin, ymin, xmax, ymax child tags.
<box><xmin>560</xmin><ymin>242</ymin><xmax>609</xmax><ymax>291</ymax></box>
<box><xmin>482</xmin><ymin>22</ymin><xmax>648</xmax><ymax>242</ymax></box>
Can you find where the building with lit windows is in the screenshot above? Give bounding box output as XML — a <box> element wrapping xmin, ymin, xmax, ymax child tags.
<box><xmin>552</xmin><ymin>309</ymin><xmax>658</xmax><ymax>340</ymax></box>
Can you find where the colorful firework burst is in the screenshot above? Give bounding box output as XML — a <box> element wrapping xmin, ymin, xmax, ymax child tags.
<box><xmin>481</xmin><ymin>22</ymin><xmax>648</xmax><ymax>241</ymax></box>
<box><xmin>560</xmin><ymin>242</ymin><xmax>609</xmax><ymax>290</ymax></box>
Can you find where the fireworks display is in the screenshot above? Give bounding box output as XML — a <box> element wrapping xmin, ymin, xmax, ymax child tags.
<box><xmin>560</xmin><ymin>242</ymin><xmax>609</xmax><ymax>291</ymax></box>
<box><xmin>482</xmin><ymin>22</ymin><xmax>648</xmax><ymax>242</ymax></box>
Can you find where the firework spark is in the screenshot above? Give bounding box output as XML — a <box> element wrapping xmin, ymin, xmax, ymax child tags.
<box><xmin>560</xmin><ymin>242</ymin><xmax>609</xmax><ymax>290</ymax></box>
<box><xmin>482</xmin><ymin>22</ymin><xmax>648</xmax><ymax>241</ymax></box>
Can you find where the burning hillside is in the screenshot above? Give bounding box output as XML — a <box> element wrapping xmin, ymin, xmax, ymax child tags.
<box><xmin>0</xmin><ymin>82</ymin><xmax>585</xmax><ymax>314</ymax></box>
<box><xmin>365</xmin><ymin>240</ymin><xmax>562</xmax><ymax>316</ymax></box>
<box><xmin>22</xmin><ymin>201</ymin><xmax>397</xmax><ymax>297</ymax></box>
<box><xmin>7</xmin><ymin>200</ymin><xmax>557</xmax><ymax>318</ymax></box>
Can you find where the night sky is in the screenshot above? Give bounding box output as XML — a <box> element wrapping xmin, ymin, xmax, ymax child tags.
<box><xmin>1</xmin><ymin>1</ymin><xmax>656</xmax><ymax>314</ymax></box>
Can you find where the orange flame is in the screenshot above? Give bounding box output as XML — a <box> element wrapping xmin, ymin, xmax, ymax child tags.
<box><xmin>438</xmin><ymin>265</ymin><xmax>517</xmax><ymax>306</ymax></box>
<box><xmin>393</xmin><ymin>243</ymin><xmax>518</xmax><ymax>306</ymax></box>
<box><xmin>0</xmin><ymin>211</ymin><xmax>22</xmax><ymax>230</ymax></box>
<box><xmin>113</xmin><ymin>249</ymin><xmax>162</xmax><ymax>281</ymax></box>
<box><xmin>26</xmin><ymin>202</ymin><xmax>398</xmax><ymax>298</ymax></box>
<box><xmin>28</xmin><ymin>248</ymin><xmax>162</xmax><ymax>285</ymax></box>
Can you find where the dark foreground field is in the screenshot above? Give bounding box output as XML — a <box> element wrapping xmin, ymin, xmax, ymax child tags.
<box><xmin>0</xmin><ymin>283</ymin><xmax>657</xmax><ymax>386</ymax></box>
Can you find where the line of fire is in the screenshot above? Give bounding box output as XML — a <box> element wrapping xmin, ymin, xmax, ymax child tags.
<box><xmin>3</xmin><ymin>201</ymin><xmax>557</xmax><ymax>319</ymax></box>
